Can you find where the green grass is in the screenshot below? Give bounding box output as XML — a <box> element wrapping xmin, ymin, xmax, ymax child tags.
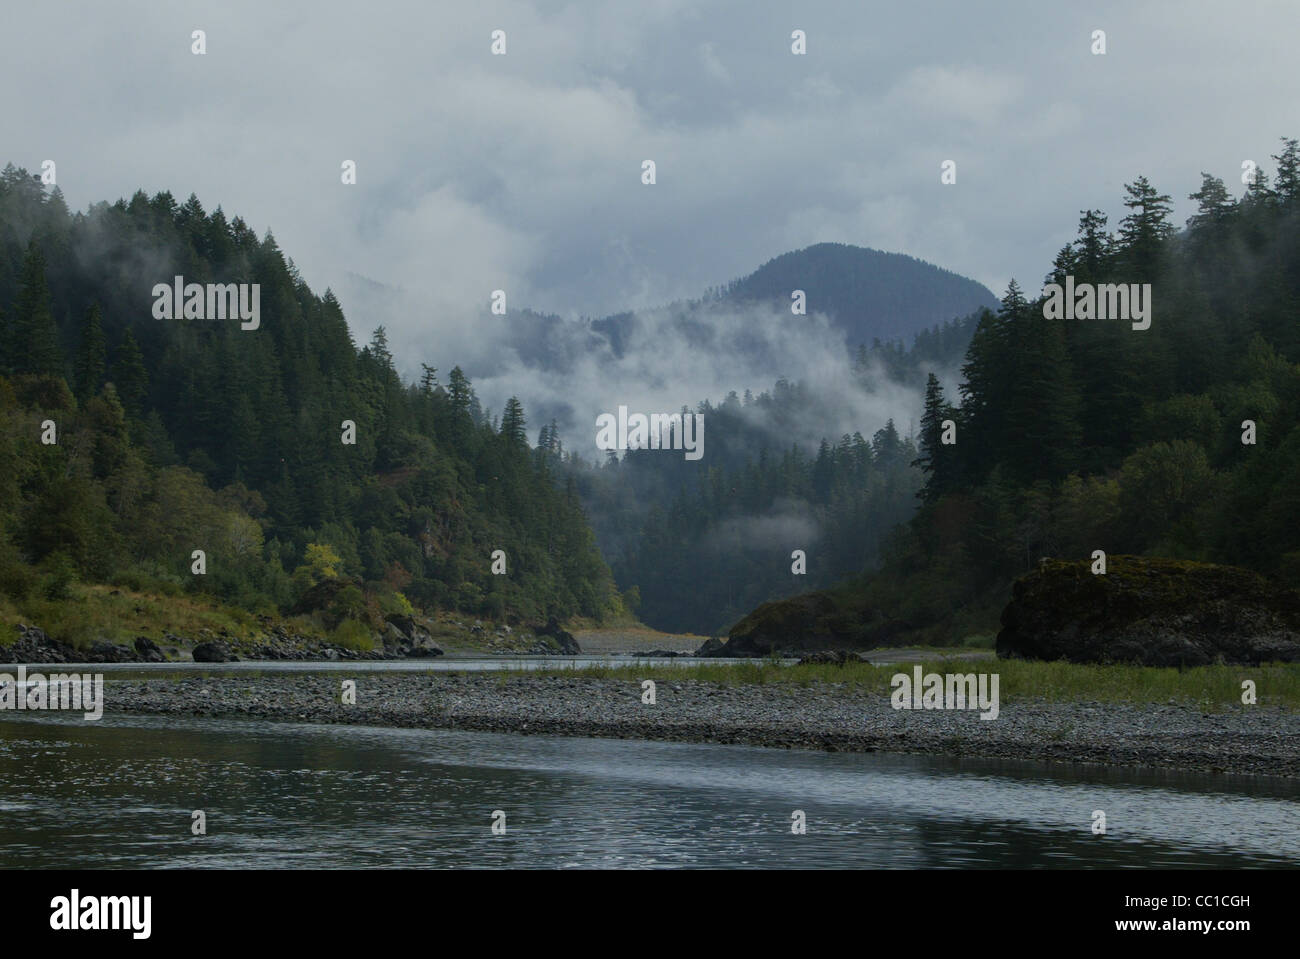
<box><xmin>0</xmin><ymin>583</ymin><xmax>337</xmax><ymax>653</ymax></box>
<box><xmin>500</xmin><ymin>657</ymin><xmax>1300</xmax><ymax>710</ymax></box>
<box><xmin>0</xmin><ymin>584</ymin><xmax>267</xmax><ymax>649</ymax></box>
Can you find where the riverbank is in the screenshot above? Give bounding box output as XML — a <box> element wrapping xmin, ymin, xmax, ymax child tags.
<box><xmin>0</xmin><ymin>586</ymin><xmax>702</xmax><ymax>662</ymax></box>
<box><xmin>101</xmin><ymin>670</ymin><xmax>1300</xmax><ymax>779</ymax></box>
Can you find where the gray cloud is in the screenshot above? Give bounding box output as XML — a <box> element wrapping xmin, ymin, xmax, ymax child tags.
<box><xmin>4</xmin><ymin>0</ymin><xmax>1293</xmax><ymax>422</ymax></box>
<box><xmin>701</xmin><ymin>498</ymin><xmax>822</xmax><ymax>557</ymax></box>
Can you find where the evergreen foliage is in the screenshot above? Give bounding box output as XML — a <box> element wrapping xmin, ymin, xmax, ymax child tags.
<box><xmin>0</xmin><ymin>166</ymin><xmax>618</xmax><ymax>625</ymax></box>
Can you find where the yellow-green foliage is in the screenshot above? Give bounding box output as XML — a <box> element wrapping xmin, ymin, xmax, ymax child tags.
<box><xmin>302</xmin><ymin>544</ymin><xmax>342</xmax><ymax>581</ymax></box>
<box><xmin>0</xmin><ymin>583</ymin><xmax>266</xmax><ymax>650</ymax></box>
<box><xmin>329</xmin><ymin>618</ymin><xmax>376</xmax><ymax>652</ymax></box>
<box><xmin>376</xmin><ymin>588</ymin><xmax>414</xmax><ymax>617</ymax></box>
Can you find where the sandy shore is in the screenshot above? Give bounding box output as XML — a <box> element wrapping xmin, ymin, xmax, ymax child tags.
<box><xmin>569</xmin><ymin>629</ymin><xmax>707</xmax><ymax>655</ymax></box>
<box><xmin>103</xmin><ymin>672</ymin><xmax>1300</xmax><ymax>779</ymax></box>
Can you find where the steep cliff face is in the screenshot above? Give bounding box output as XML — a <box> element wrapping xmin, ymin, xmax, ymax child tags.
<box><xmin>996</xmin><ymin>556</ymin><xmax>1300</xmax><ymax>666</ymax></box>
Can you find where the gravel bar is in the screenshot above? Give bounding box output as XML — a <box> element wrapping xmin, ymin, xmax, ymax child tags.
<box><xmin>106</xmin><ymin>674</ymin><xmax>1300</xmax><ymax>779</ymax></box>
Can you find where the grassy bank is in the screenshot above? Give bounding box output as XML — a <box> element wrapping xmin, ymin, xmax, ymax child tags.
<box><xmin>508</xmin><ymin>657</ymin><xmax>1300</xmax><ymax>710</ymax></box>
<box><xmin>0</xmin><ymin>582</ymin><xmax>648</xmax><ymax>657</ymax></box>
<box><xmin>0</xmin><ymin>584</ymin><xmax>271</xmax><ymax>649</ymax></box>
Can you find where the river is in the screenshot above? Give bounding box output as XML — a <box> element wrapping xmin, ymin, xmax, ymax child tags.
<box><xmin>1</xmin><ymin>712</ymin><xmax>1296</xmax><ymax>868</ymax></box>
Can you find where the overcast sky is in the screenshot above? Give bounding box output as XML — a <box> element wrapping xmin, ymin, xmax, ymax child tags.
<box><xmin>4</xmin><ymin>0</ymin><xmax>1296</xmax><ymax>388</ymax></box>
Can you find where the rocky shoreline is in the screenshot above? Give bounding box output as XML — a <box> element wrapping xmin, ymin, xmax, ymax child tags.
<box><xmin>0</xmin><ymin>615</ymin><xmax>584</xmax><ymax>664</ymax></box>
<box><xmin>100</xmin><ymin>673</ymin><xmax>1300</xmax><ymax>779</ymax></box>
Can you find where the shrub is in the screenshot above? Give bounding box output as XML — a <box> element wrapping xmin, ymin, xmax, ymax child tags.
<box><xmin>330</xmin><ymin>618</ymin><xmax>375</xmax><ymax>652</ymax></box>
<box><xmin>41</xmin><ymin>552</ymin><xmax>79</xmax><ymax>601</ymax></box>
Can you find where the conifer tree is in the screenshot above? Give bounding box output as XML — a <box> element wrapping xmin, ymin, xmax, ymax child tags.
<box><xmin>1117</xmin><ymin>176</ymin><xmax>1174</xmax><ymax>274</ymax></box>
<box><xmin>112</xmin><ymin>329</ymin><xmax>148</xmax><ymax>416</ymax></box>
<box><xmin>1272</xmin><ymin>137</ymin><xmax>1300</xmax><ymax>204</ymax></box>
<box><xmin>73</xmin><ymin>304</ymin><xmax>106</xmax><ymax>403</ymax></box>
<box><xmin>12</xmin><ymin>241</ymin><xmax>62</xmax><ymax>377</ymax></box>
<box><xmin>1187</xmin><ymin>173</ymin><xmax>1235</xmax><ymax>233</ymax></box>
<box><xmin>500</xmin><ymin>397</ymin><xmax>527</xmax><ymax>448</ymax></box>
<box><xmin>1072</xmin><ymin>209</ymin><xmax>1112</xmax><ymax>280</ymax></box>
<box><xmin>914</xmin><ymin>373</ymin><xmax>955</xmax><ymax>502</ymax></box>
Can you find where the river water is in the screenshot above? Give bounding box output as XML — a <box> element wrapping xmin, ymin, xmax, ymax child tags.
<box><xmin>1</xmin><ymin>711</ymin><xmax>1296</xmax><ymax>868</ymax></box>
<box><xmin>1</xmin><ymin>656</ymin><xmax>775</xmax><ymax>676</ymax></box>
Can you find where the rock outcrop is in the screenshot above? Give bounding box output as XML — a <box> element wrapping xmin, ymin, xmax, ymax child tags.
<box><xmin>0</xmin><ymin>626</ymin><xmax>77</xmax><ymax>664</ymax></box>
<box><xmin>86</xmin><ymin>641</ymin><xmax>140</xmax><ymax>663</ymax></box>
<box><xmin>192</xmin><ymin>641</ymin><xmax>234</xmax><ymax>663</ymax></box>
<box><xmin>533</xmin><ymin>617</ymin><xmax>581</xmax><ymax>655</ymax></box>
<box><xmin>134</xmin><ymin>636</ymin><xmax>166</xmax><ymax>662</ymax></box>
<box><xmin>382</xmin><ymin>614</ymin><xmax>444</xmax><ymax>658</ymax></box>
<box><xmin>725</xmin><ymin>591</ymin><xmax>908</xmax><ymax>657</ymax></box>
<box><xmin>997</xmin><ymin>556</ymin><xmax>1300</xmax><ymax>666</ymax></box>
<box><xmin>694</xmin><ymin>637</ymin><xmax>726</xmax><ymax>657</ymax></box>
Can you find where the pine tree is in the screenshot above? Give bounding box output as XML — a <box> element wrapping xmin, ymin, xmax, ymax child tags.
<box><xmin>913</xmin><ymin>373</ymin><xmax>955</xmax><ymax>502</ymax></box>
<box><xmin>1013</xmin><ymin>308</ymin><xmax>1082</xmax><ymax>483</ymax></box>
<box><xmin>444</xmin><ymin>366</ymin><xmax>475</xmax><ymax>453</ymax></box>
<box><xmin>870</xmin><ymin>419</ymin><xmax>902</xmax><ymax>469</ymax></box>
<box><xmin>1187</xmin><ymin>173</ymin><xmax>1234</xmax><ymax>233</ymax></box>
<box><xmin>1073</xmin><ymin>209</ymin><xmax>1112</xmax><ymax>280</ymax></box>
<box><xmin>419</xmin><ymin>363</ymin><xmax>438</xmax><ymax>394</ymax></box>
<box><xmin>1242</xmin><ymin>166</ymin><xmax>1275</xmax><ymax>210</ymax></box>
<box><xmin>1272</xmin><ymin>137</ymin><xmax>1300</xmax><ymax>204</ymax></box>
<box><xmin>959</xmin><ymin>292</ymin><xmax>1018</xmax><ymax>479</ymax></box>
<box><xmin>73</xmin><ymin>304</ymin><xmax>107</xmax><ymax>403</ymax></box>
<box><xmin>500</xmin><ymin>397</ymin><xmax>527</xmax><ymax>448</ymax></box>
<box><xmin>112</xmin><ymin>329</ymin><xmax>149</xmax><ymax>415</ymax></box>
<box><xmin>365</xmin><ymin>326</ymin><xmax>393</xmax><ymax>372</ymax></box>
<box><xmin>1117</xmin><ymin>176</ymin><xmax>1174</xmax><ymax>275</ymax></box>
<box><xmin>12</xmin><ymin>241</ymin><xmax>62</xmax><ymax>377</ymax></box>
<box><xmin>1045</xmin><ymin>245</ymin><xmax>1077</xmax><ymax>287</ymax></box>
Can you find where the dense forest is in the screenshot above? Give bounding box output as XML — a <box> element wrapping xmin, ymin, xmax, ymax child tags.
<box><xmin>7</xmin><ymin>133</ymin><xmax>1295</xmax><ymax>651</ymax></box>
<box><xmin>565</xmin><ymin>325</ymin><xmax>975</xmax><ymax>635</ymax></box>
<box><xmin>804</xmin><ymin>138</ymin><xmax>1300</xmax><ymax>645</ymax></box>
<box><xmin>0</xmin><ymin>166</ymin><xmax>620</xmax><ymax>644</ymax></box>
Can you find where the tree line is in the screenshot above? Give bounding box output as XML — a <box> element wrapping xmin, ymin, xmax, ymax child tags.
<box><xmin>877</xmin><ymin>138</ymin><xmax>1300</xmax><ymax>642</ymax></box>
<box><xmin>0</xmin><ymin>166</ymin><xmax>619</xmax><ymax>638</ymax></box>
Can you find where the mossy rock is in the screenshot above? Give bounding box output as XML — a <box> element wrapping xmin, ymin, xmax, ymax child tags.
<box><xmin>725</xmin><ymin>590</ymin><xmax>906</xmax><ymax>656</ymax></box>
<box><xmin>996</xmin><ymin>555</ymin><xmax>1300</xmax><ymax>666</ymax></box>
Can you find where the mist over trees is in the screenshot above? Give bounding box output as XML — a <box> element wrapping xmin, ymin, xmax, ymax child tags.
<box><xmin>4</xmin><ymin>137</ymin><xmax>1296</xmax><ymax>647</ymax></box>
<box><xmin>564</xmin><ymin>340</ymin><xmax>971</xmax><ymax>634</ymax></box>
<box><xmin>0</xmin><ymin>166</ymin><xmax>618</xmax><ymax>630</ymax></box>
<box><xmin>850</xmin><ymin>138</ymin><xmax>1300</xmax><ymax>643</ymax></box>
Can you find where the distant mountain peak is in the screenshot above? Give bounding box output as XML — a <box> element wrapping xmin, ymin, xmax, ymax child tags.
<box><xmin>719</xmin><ymin>242</ymin><xmax>998</xmax><ymax>344</ymax></box>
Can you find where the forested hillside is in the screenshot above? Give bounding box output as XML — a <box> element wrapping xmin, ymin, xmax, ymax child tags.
<box><xmin>556</xmin><ymin>307</ymin><xmax>979</xmax><ymax>635</ymax></box>
<box><xmin>0</xmin><ymin>167</ymin><xmax>619</xmax><ymax>643</ymax></box>
<box><xmin>565</xmin><ymin>351</ymin><xmax>946</xmax><ymax>634</ymax></box>
<box><xmin>763</xmin><ymin>138</ymin><xmax>1300</xmax><ymax>646</ymax></box>
<box><xmin>477</xmin><ymin>243</ymin><xmax>995</xmax><ymax>378</ymax></box>
<box><xmin>714</xmin><ymin>242</ymin><xmax>998</xmax><ymax>343</ymax></box>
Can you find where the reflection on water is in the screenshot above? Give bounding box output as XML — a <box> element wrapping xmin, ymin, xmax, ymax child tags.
<box><xmin>1</xmin><ymin>712</ymin><xmax>1296</xmax><ymax>868</ymax></box>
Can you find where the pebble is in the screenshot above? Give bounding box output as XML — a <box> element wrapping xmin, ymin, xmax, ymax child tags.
<box><xmin>104</xmin><ymin>674</ymin><xmax>1300</xmax><ymax>779</ymax></box>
